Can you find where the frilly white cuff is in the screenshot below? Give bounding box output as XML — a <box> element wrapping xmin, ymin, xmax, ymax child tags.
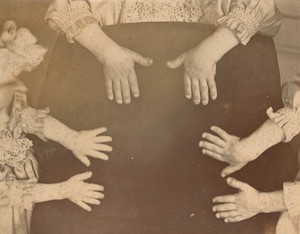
<box><xmin>217</xmin><ymin>7</ymin><xmax>260</xmax><ymax>45</ymax></box>
<box><xmin>46</xmin><ymin>1</ymin><xmax>98</xmax><ymax>43</ymax></box>
<box><xmin>267</xmin><ymin>107</ymin><xmax>300</xmax><ymax>142</ymax></box>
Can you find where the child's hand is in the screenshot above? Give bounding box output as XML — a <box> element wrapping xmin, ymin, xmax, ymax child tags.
<box><xmin>72</xmin><ymin>127</ymin><xmax>112</xmax><ymax>167</ymax></box>
<box><xmin>63</xmin><ymin>171</ymin><xmax>104</xmax><ymax>212</ymax></box>
<box><xmin>293</xmin><ymin>90</ymin><xmax>300</xmax><ymax>110</ymax></box>
<box><xmin>167</xmin><ymin>42</ymin><xmax>217</xmax><ymax>105</ymax></box>
<box><xmin>212</xmin><ymin>177</ymin><xmax>262</xmax><ymax>223</ymax></box>
<box><xmin>199</xmin><ymin>126</ymin><xmax>257</xmax><ymax>177</ymax></box>
<box><xmin>99</xmin><ymin>45</ymin><xmax>153</xmax><ymax>104</ymax></box>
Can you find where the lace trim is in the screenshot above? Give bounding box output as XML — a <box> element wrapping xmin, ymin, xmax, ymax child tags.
<box><xmin>120</xmin><ymin>0</ymin><xmax>203</xmax><ymax>23</ymax></box>
<box><xmin>0</xmin><ymin>130</ymin><xmax>32</xmax><ymax>167</ymax></box>
<box><xmin>217</xmin><ymin>6</ymin><xmax>260</xmax><ymax>45</ymax></box>
<box><xmin>267</xmin><ymin>107</ymin><xmax>300</xmax><ymax>143</ymax></box>
<box><xmin>48</xmin><ymin>2</ymin><xmax>98</xmax><ymax>43</ymax></box>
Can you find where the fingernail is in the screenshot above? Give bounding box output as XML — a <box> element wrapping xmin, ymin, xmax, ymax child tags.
<box><xmin>211</xmin><ymin>126</ymin><xmax>215</xmax><ymax>130</ymax></box>
<box><xmin>133</xmin><ymin>93</ymin><xmax>139</xmax><ymax>98</ymax></box>
<box><xmin>199</xmin><ymin>141</ymin><xmax>203</xmax><ymax>147</ymax></box>
<box><xmin>194</xmin><ymin>101</ymin><xmax>200</xmax><ymax>105</ymax></box>
<box><xmin>108</xmin><ymin>96</ymin><xmax>113</xmax><ymax>100</ymax></box>
<box><xmin>224</xmin><ymin>219</ymin><xmax>228</xmax><ymax>223</ymax></box>
<box><xmin>124</xmin><ymin>99</ymin><xmax>130</xmax><ymax>104</ymax></box>
<box><xmin>202</xmin><ymin>149</ymin><xmax>206</xmax><ymax>154</ymax></box>
<box><xmin>202</xmin><ymin>133</ymin><xmax>206</xmax><ymax>138</ymax></box>
<box><xmin>202</xmin><ymin>100</ymin><xmax>208</xmax><ymax>105</ymax></box>
<box><xmin>117</xmin><ymin>100</ymin><xmax>123</xmax><ymax>104</ymax></box>
<box><xmin>216</xmin><ymin>214</ymin><xmax>220</xmax><ymax>218</ymax></box>
<box><xmin>212</xmin><ymin>207</ymin><xmax>216</xmax><ymax>212</ymax></box>
<box><xmin>96</xmin><ymin>201</ymin><xmax>101</xmax><ymax>205</ymax></box>
<box><xmin>221</xmin><ymin>173</ymin><xmax>225</xmax><ymax>178</ymax></box>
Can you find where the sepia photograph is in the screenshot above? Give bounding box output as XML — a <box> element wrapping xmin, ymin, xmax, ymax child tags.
<box><xmin>0</xmin><ymin>0</ymin><xmax>300</xmax><ymax>233</ymax></box>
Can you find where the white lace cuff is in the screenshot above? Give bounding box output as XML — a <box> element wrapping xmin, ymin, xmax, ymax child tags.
<box><xmin>267</xmin><ymin>107</ymin><xmax>300</xmax><ymax>143</ymax></box>
<box><xmin>283</xmin><ymin>182</ymin><xmax>300</xmax><ymax>217</ymax></box>
<box><xmin>46</xmin><ymin>2</ymin><xmax>98</xmax><ymax>43</ymax></box>
<box><xmin>6</xmin><ymin>179</ymin><xmax>37</xmax><ymax>210</ymax></box>
<box><xmin>217</xmin><ymin>7</ymin><xmax>260</xmax><ymax>45</ymax></box>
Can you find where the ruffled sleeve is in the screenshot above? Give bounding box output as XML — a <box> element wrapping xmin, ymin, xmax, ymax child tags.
<box><xmin>17</xmin><ymin>107</ymin><xmax>50</xmax><ymax>141</ymax></box>
<box><xmin>45</xmin><ymin>0</ymin><xmax>98</xmax><ymax>43</ymax></box>
<box><xmin>217</xmin><ymin>0</ymin><xmax>282</xmax><ymax>45</ymax></box>
<box><xmin>45</xmin><ymin>0</ymin><xmax>123</xmax><ymax>43</ymax></box>
<box><xmin>266</xmin><ymin>107</ymin><xmax>300</xmax><ymax>143</ymax></box>
<box><xmin>283</xmin><ymin>182</ymin><xmax>300</xmax><ymax>217</ymax></box>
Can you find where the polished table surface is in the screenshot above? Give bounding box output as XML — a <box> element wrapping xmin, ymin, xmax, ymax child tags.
<box><xmin>29</xmin><ymin>23</ymin><xmax>298</xmax><ymax>234</ymax></box>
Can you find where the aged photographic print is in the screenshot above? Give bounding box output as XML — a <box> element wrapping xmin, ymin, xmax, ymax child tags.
<box><xmin>0</xmin><ymin>0</ymin><xmax>299</xmax><ymax>233</ymax></box>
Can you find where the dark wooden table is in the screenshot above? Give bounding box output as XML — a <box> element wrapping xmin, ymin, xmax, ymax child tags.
<box><xmin>26</xmin><ymin>23</ymin><xmax>298</xmax><ymax>234</ymax></box>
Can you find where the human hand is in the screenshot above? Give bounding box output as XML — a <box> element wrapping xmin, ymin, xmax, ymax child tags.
<box><xmin>167</xmin><ymin>42</ymin><xmax>217</xmax><ymax>105</ymax></box>
<box><xmin>293</xmin><ymin>90</ymin><xmax>300</xmax><ymax>110</ymax></box>
<box><xmin>71</xmin><ymin>127</ymin><xmax>112</xmax><ymax>167</ymax></box>
<box><xmin>100</xmin><ymin>45</ymin><xmax>153</xmax><ymax>104</ymax></box>
<box><xmin>212</xmin><ymin>177</ymin><xmax>263</xmax><ymax>223</ymax></box>
<box><xmin>63</xmin><ymin>172</ymin><xmax>104</xmax><ymax>212</ymax></box>
<box><xmin>199</xmin><ymin>126</ymin><xmax>257</xmax><ymax>177</ymax></box>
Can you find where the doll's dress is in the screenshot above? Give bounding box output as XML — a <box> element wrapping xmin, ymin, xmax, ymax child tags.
<box><xmin>0</xmin><ymin>103</ymin><xmax>49</xmax><ymax>234</ymax></box>
<box><xmin>45</xmin><ymin>0</ymin><xmax>282</xmax><ymax>45</ymax></box>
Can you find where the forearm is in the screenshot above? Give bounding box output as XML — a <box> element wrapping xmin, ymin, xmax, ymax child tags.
<box><xmin>259</xmin><ymin>191</ymin><xmax>287</xmax><ymax>213</ymax></box>
<box><xmin>242</xmin><ymin>119</ymin><xmax>285</xmax><ymax>159</ymax></box>
<box><xmin>32</xmin><ymin>182</ymin><xmax>67</xmax><ymax>203</ymax></box>
<box><xmin>43</xmin><ymin>115</ymin><xmax>78</xmax><ymax>150</ymax></box>
<box><xmin>199</xmin><ymin>27</ymin><xmax>239</xmax><ymax>62</ymax></box>
<box><xmin>74</xmin><ymin>23</ymin><xmax>117</xmax><ymax>63</ymax></box>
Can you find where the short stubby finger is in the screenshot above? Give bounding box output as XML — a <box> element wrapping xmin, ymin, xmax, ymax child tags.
<box><xmin>213</xmin><ymin>194</ymin><xmax>236</xmax><ymax>203</ymax></box>
<box><xmin>210</xmin><ymin>126</ymin><xmax>229</xmax><ymax>140</ymax></box>
<box><xmin>121</xmin><ymin>78</ymin><xmax>131</xmax><ymax>104</ymax></box>
<box><xmin>86</xmin><ymin>183</ymin><xmax>105</xmax><ymax>191</ymax></box>
<box><xmin>83</xmin><ymin>197</ymin><xmax>101</xmax><ymax>205</ymax></box>
<box><xmin>113</xmin><ymin>80</ymin><xmax>123</xmax><ymax>104</ymax></box>
<box><xmin>201</xmin><ymin>148</ymin><xmax>225</xmax><ymax>162</ymax></box>
<box><xmin>199</xmin><ymin>141</ymin><xmax>223</xmax><ymax>155</ymax></box>
<box><xmin>128</xmin><ymin>70</ymin><xmax>140</xmax><ymax>98</ymax></box>
<box><xmin>86</xmin><ymin>191</ymin><xmax>105</xmax><ymax>199</ymax></box>
<box><xmin>202</xmin><ymin>133</ymin><xmax>225</xmax><ymax>147</ymax></box>
<box><xmin>93</xmin><ymin>144</ymin><xmax>113</xmax><ymax>152</ymax></box>
<box><xmin>105</xmin><ymin>78</ymin><xmax>114</xmax><ymax>100</ymax></box>
<box><xmin>95</xmin><ymin>136</ymin><xmax>112</xmax><ymax>143</ymax></box>
<box><xmin>213</xmin><ymin>203</ymin><xmax>237</xmax><ymax>212</ymax></box>
<box><xmin>199</xmin><ymin>79</ymin><xmax>209</xmax><ymax>105</ymax></box>
<box><xmin>191</xmin><ymin>78</ymin><xmax>200</xmax><ymax>105</ymax></box>
<box><xmin>224</xmin><ymin>216</ymin><xmax>244</xmax><ymax>223</ymax></box>
<box><xmin>184</xmin><ymin>73</ymin><xmax>192</xmax><ymax>99</ymax></box>
<box><xmin>216</xmin><ymin>210</ymin><xmax>239</xmax><ymax>219</ymax></box>
<box><xmin>73</xmin><ymin>200</ymin><xmax>92</xmax><ymax>212</ymax></box>
<box><xmin>207</xmin><ymin>77</ymin><xmax>217</xmax><ymax>100</ymax></box>
<box><xmin>88</xmin><ymin>150</ymin><xmax>109</xmax><ymax>161</ymax></box>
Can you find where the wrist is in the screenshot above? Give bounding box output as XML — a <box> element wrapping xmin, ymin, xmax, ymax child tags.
<box><xmin>200</xmin><ymin>27</ymin><xmax>239</xmax><ymax>63</ymax></box>
<box><xmin>62</xmin><ymin>129</ymin><xmax>80</xmax><ymax>151</ymax></box>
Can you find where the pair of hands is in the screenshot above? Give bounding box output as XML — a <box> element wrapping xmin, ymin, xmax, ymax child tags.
<box><xmin>66</xmin><ymin>127</ymin><xmax>112</xmax><ymax>211</ymax></box>
<box><xmin>101</xmin><ymin>43</ymin><xmax>217</xmax><ymax>105</ymax></box>
<box><xmin>199</xmin><ymin>126</ymin><xmax>262</xmax><ymax>222</ymax></box>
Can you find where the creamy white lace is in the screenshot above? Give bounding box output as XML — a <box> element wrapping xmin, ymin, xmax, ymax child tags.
<box><xmin>0</xmin><ymin>130</ymin><xmax>32</xmax><ymax>167</ymax></box>
<box><xmin>120</xmin><ymin>0</ymin><xmax>203</xmax><ymax>23</ymax></box>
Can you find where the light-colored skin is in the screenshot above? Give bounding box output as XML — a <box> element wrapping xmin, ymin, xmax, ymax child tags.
<box><xmin>199</xmin><ymin>120</ymin><xmax>285</xmax><ymax>177</ymax></box>
<box><xmin>0</xmin><ymin>84</ymin><xmax>110</xmax><ymax>211</ymax></box>
<box><xmin>75</xmin><ymin>24</ymin><xmax>153</xmax><ymax>105</ymax></box>
<box><xmin>75</xmin><ymin>24</ymin><xmax>239</xmax><ymax>105</ymax></box>
<box><xmin>212</xmin><ymin>177</ymin><xmax>286</xmax><ymax>223</ymax></box>
<box><xmin>167</xmin><ymin>27</ymin><xmax>239</xmax><ymax>105</ymax></box>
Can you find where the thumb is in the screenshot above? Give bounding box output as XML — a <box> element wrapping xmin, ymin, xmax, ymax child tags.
<box><xmin>221</xmin><ymin>164</ymin><xmax>244</xmax><ymax>178</ymax></box>
<box><xmin>129</xmin><ymin>50</ymin><xmax>153</xmax><ymax>67</ymax></box>
<box><xmin>226</xmin><ymin>177</ymin><xmax>251</xmax><ymax>191</ymax></box>
<box><xmin>74</xmin><ymin>153</ymin><xmax>91</xmax><ymax>167</ymax></box>
<box><xmin>166</xmin><ymin>53</ymin><xmax>185</xmax><ymax>69</ymax></box>
<box><xmin>71</xmin><ymin>171</ymin><xmax>92</xmax><ymax>181</ymax></box>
